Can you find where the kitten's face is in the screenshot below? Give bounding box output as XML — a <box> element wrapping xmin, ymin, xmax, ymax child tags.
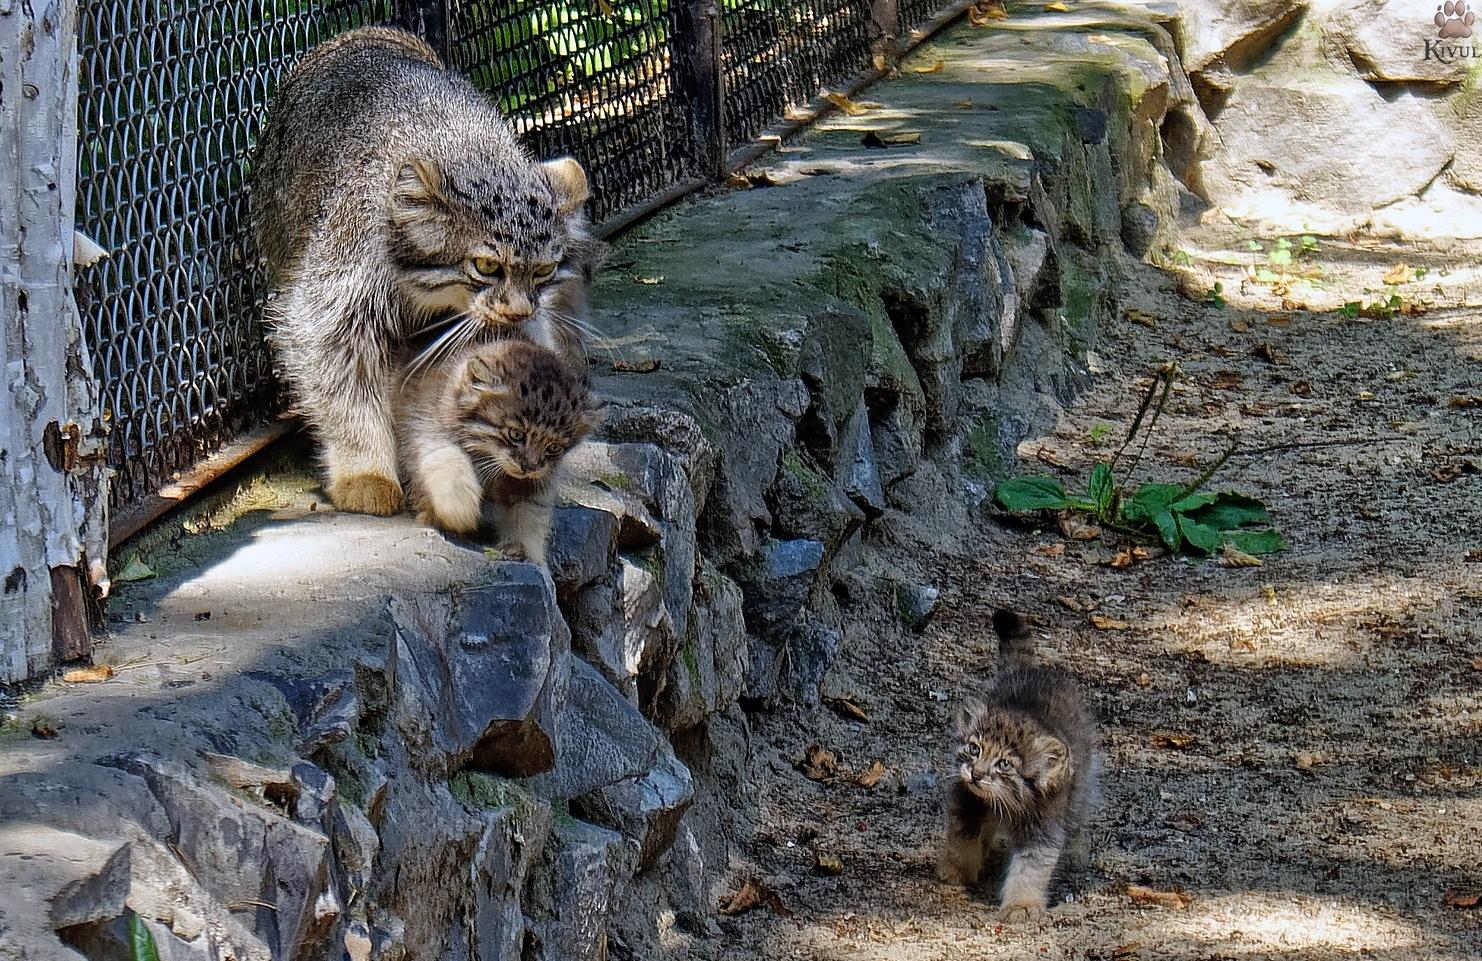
<box><xmin>387</xmin><ymin>157</ymin><xmax>589</xmax><ymax>330</ymax></box>
<box><xmin>452</xmin><ymin>341</ymin><xmax>598</xmax><ymax>481</ymax></box>
<box><xmin>952</xmin><ymin>703</ymin><xmax>1070</xmax><ymax>812</ymax></box>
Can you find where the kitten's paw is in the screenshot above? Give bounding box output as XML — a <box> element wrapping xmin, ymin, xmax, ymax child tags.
<box><xmin>420</xmin><ymin>450</ymin><xmax>483</xmax><ymax>532</ymax></box>
<box><xmin>490</xmin><ymin>542</ymin><xmax>529</xmax><ymax>562</ymax></box>
<box><xmin>935</xmin><ymin>859</ymin><xmax>972</xmax><ymax>886</ymax></box>
<box><xmin>998</xmin><ymin>900</ymin><xmax>1047</xmax><ymax>922</ymax></box>
<box><xmin>330</xmin><ymin>474</ymin><xmax>403</xmax><ymax>516</ymax></box>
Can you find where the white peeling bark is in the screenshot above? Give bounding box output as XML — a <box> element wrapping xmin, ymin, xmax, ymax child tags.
<box><xmin>0</xmin><ymin>0</ymin><xmax>108</xmax><ymax>682</ymax></box>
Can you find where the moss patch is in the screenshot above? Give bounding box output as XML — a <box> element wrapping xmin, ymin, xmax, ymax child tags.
<box><xmin>963</xmin><ymin>414</ymin><xmax>1005</xmax><ymax>482</ymax></box>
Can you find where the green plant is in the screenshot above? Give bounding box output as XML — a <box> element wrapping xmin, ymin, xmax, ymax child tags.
<box><xmin>1204</xmin><ymin>281</ymin><xmax>1226</xmax><ymax>308</ymax></box>
<box><xmin>1341</xmin><ymin>287</ymin><xmax>1402</xmax><ymax>320</ymax></box>
<box><xmin>993</xmin><ymin>367</ymin><xmax>1285</xmax><ymax>557</ymax></box>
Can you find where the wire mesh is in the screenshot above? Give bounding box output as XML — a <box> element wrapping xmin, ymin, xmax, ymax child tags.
<box><xmin>75</xmin><ymin>0</ymin><xmax>959</xmax><ymax>521</ymax></box>
<box><xmin>447</xmin><ymin>1</ymin><xmax>697</xmax><ymax>224</ymax></box>
<box><xmin>721</xmin><ymin>0</ymin><xmax>875</xmax><ymax>147</ymax></box>
<box><xmin>75</xmin><ymin>0</ymin><xmax>393</xmax><ymax>512</ymax></box>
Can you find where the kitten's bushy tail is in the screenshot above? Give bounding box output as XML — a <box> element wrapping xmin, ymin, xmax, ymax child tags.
<box><xmin>992</xmin><ymin>608</ymin><xmax>1036</xmax><ymax>670</ymax></box>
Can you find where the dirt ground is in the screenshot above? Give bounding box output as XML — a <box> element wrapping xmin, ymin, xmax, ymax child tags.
<box><xmin>716</xmin><ymin>225</ymin><xmax>1482</xmax><ymax>960</ymax></box>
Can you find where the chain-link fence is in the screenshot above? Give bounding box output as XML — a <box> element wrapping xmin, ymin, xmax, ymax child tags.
<box><xmin>75</xmin><ymin>0</ymin><xmax>967</xmax><ymax>525</ymax></box>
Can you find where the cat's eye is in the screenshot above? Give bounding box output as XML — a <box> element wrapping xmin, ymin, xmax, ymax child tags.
<box><xmin>471</xmin><ymin>257</ymin><xmax>505</xmax><ymax>280</ymax></box>
<box><xmin>533</xmin><ymin>263</ymin><xmax>558</xmax><ymax>284</ymax></box>
<box><xmin>507</xmin><ymin>428</ymin><xmax>526</xmax><ymax>443</ymax></box>
<box><xmin>545</xmin><ymin>442</ymin><xmax>563</xmax><ymax>456</ymax></box>
<box><xmin>967</xmin><ymin>743</ymin><xmax>981</xmax><ymax>758</ymax></box>
<box><xmin>994</xmin><ymin>758</ymin><xmax>1015</xmax><ymax>774</ymax></box>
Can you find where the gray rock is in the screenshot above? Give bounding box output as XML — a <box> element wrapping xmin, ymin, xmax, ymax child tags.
<box><xmin>870</xmin><ymin>397</ymin><xmax>923</xmax><ymax>489</ymax></box>
<box><xmin>894</xmin><ymin>582</ymin><xmax>940</xmax><ymax>633</ymax></box>
<box><xmin>102</xmin><ymin>753</ymin><xmax>338</xmax><ymax>961</ymax></box>
<box><xmin>472</xmin><ymin>801</ymin><xmax>554</xmax><ymax>961</ymax></box>
<box><xmin>387</xmin><ymin>566</ymin><xmax>568</xmax><ymax>777</ymax></box>
<box><xmin>737</xmin><ymin>538</ymin><xmax>825</xmax><ymax>639</ymax></box>
<box><xmin>329</xmin><ymin>801</ymin><xmax>380</xmax><ymax>907</ymax></box>
<box><xmin>535</xmin><ymin>655</ymin><xmax>660</xmax><ymax>800</ymax></box>
<box><xmin>522</xmin><ymin>821</ymin><xmax>632</xmax><ymax>961</ymax></box>
<box><xmin>290</xmin><ymin>762</ymin><xmax>336</xmax><ymax>825</ymax></box>
<box><xmin>785</xmin><ymin>620</ymin><xmax>841</xmax><ymax>707</ymax></box>
<box><xmin>770</xmin><ymin>451</ymin><xmax>865</xmax><ymax>554</ymax></box>
<box><xmin>570</xmin><ymin>555</ymin><xmax>670</xmax><ymax>702</ymax></box>
<box><xmin>0</xmin><ymin>823</ymin><xmax>130</xmax><ymax>930</ymax></box>
<box><xmin>595</xmin><ymin>405</ymin><xmax>719</xmax><ymax>517</ymax></box>
<box><xmin>573</xmin><ymin>740</ymin><xmax>694</xmax><ymax>871</ymax></box>
<box><xmin>655</xmin><ymin>571</ymin><xmax>748</xmax><ymax>731</ymax></box>
<box><xmin>546</xmin><ymin>505</ymin><xmax>618</xmax><ymax>598</ymax></box>
<box><xmin>246</xmin><ymin>672</ymin><xmax>360</xmax><ymax>759</ymax></box>
<box><xmin>1175</xmin><ymin>0</ymin><xmax>1309</xmax><ymax>74</ymax></box>
<box><xmin>557</xmin><ymin>479</ymin><xmax>663</xmax><ymax>548</ymax></box>
<box><xmin>1202</xmin><ymin>76</ymin><xmax>1453</xmax><ymax>231</ymax></box>
<box><xmin>836</xmin><ymin>401</ymin><xmax>886</xmax><ymax>517</ymax></box>
<box><xmin>1327</xmin><ymin>0</ymin><xmax>1468</xmax><ymax>86</ymax></box>
<box><xmin>1120</xmin><ymin>202</ymin><xmax>1161</xmax><ymax>257</ymax></box>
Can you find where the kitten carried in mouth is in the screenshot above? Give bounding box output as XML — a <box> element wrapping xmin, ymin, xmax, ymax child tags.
<box><xmin>937</xmin><ymin>609</ymin><xmax>1100</xmax><ymax>920</ymax></box>
<box><xmin>394</xmin><ymin>339</ymin><xmax>599</xmax><ymax>564</ymax></box>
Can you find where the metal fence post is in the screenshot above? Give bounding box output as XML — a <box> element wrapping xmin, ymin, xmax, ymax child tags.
<box><xmin>398</xmin><ymin>0</ymin><xmax>453</xmax><ymax>63</ymax></box>
<box><xmin>676</xmin><ymin>0</ymin><xmax>727</xmax><ymax>181</ymax></box>
<box><xmin>1</xmin><ymin>0</ymin><xmax>108</xmax><ymax>682</ymax></box>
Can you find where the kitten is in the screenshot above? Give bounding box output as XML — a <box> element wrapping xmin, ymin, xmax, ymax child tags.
<box><xmin>393</xmin><ymin>339</ymin><xmax>599</xmax><ymax>564</ymax></box>
<box><xmin>250</xmin><ymin>27</ymin><xmax>598</xmax><ymax>519</ymax></box>
<box><xmin>936</xmin><ymin>610</ymin><xmax>1099</xmax><ymax>921</ymax></box>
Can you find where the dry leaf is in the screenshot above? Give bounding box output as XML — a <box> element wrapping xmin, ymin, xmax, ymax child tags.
<box><xmin>1166</xmin><ymin>811</ymin><xmax>1204</xmax><ymax>832</ymax></box>
<box><xmin>1150</xmin><ymin>731</ymin><xmax>1195</xmax><ymax>749</ymax></box>
<box><xmin>1219</xmin><ymin>545</ymin><xmax>1263</xmax><ymax>568</ymax></box>
<box><xmin>1057</xmin><ymin>594</ymin><xmax>1086</xmax><ymax>612</ymax></box>
<box><xmin>1135</xmin><ymin>672</ymin><xmax>1151</xmax><ymax>687</ymax></box>
<box><xmin>719</xmin><ymin>878</ymin><xmax>792</xmax><ymax>916</ymax></box>
<box><xmin>1031</xmin><ymin>542</ymin><xmax>1066</xmax><ymax>557</ymax></box>
<box><xmin>636</xmin><ymin>275</ymin><xmax>664</xmax><ymax>285</ymax></box>
<box><xmin>968</xmin><ymin>1</ymin><xmax>1009</xmax><ymax>24</ymax></box>
<box><xmin>612</xmin><ymin>357</ymin><xmax>660</xmax><ymax>373</ymax></box>
<box><xmin>913</xmin><ymin>59</ymin><xmax>945</xmax><ymax>74</ymax></box>
<box><xmin>1443</xmin><ymin>890</ymin><xmax>1481</xmax><ymax>909</ymax></box>
<box><xmin>824</xmin><ymin>92</ymin><xmax>879</xmax><ymax>116</ymax></box>
<box><xmin>1111</xmin><ymin>944</ymin><xmax>1143</xmax><ymax>960</ymax></box>
<box><xmin>798</xmin><ymin>744</ymin><xmax>837</xmax><ymax>781</ymax></box>
<box><xmin>812</xmin><ymin>850</ymin><xmax>845</xmax><ymax>876</ymax></box>
<box><xmin>1470</xmin><ymin>655</ymin><xmax>1482</xmax><ymax>671</ymax></box>
<box><xmin>1057</xmin><ymin>514</ymin><xmax>1100</xmax><ymax>541</ymax></box>
<box><xmin>825</xmin><ymin>697</ymin><xmax>871</xmax><ymax>723</ymax></box>
<box><xmin>115</xmin><ymin>555</ymin><xmax>157</xmax><ymax>583</ymax></box>
<box><xmin>30</xmin><ymin>717</ymin><xmax>59</xmax><ymax>740</ymax></box>
<box><xmin>1126</xmin><ymin>884</ymin><xmax>1191</xmax><ymax>909</ymax></box>
<box><xmin>860</xmin><ymin>130</ymin><xmax>921</xmax><ymax>148</ymax></box>
<box><xmin>1211</xmin><ymin>370</ymin><xmax>1244</xmax><ymax>390</ymax></box>
<box><xmin>856</xmin><ymin>760</ymin><xmax>886</xmax><ymax>789</ymax></box>
<box><xmin>1229</xmin><ymin>636</ymin><xmax>1258</xmax><ymax>654</ymax></box>
<box><xmin>1228</xmin><ymin>318</ymin><xmax>1250</xmax><ymax>333</ymax></box>
<box><xmin>953</xmin><ymin>98</ymin><xmax>975</xmax><ymax>109</ymax></box>
<box><xmin>1382</xmin><ymin>262</ymin><xmax>1412</xmax><ymax>286</ymax></box>
<box><xmin>1294</xmin><ymin>750</ymin><xmax>1322</xmax><ymax>772</ymax></box>
<box><xmin>1448</xmin><ymin>396</ymin><xmax>1482</xmax><ymax>409</ymax></box>
<box><xmin>1110</xmin><ymin>549</ymin><xmax>1144</xmax><ymax>569</ymax></box>
<box><xmin>1125</xmin><ymin>308</ymin><xmax>1159</xmax><ymax>328</ymax></box>
<box><xmin>1291</xmin><ymin>380</ymin><xmax>1313</xmax><ymax>396</ymax></box>
<box><xmin>62</xmin><ymin>665</ymin><xmax>115</xmax><ymax>683</ymax></box>
<box><xmin>1251</xmin><ymin>343</ymin><xmax>1282</xmax><ymax>365</ymax></box>
<box><xmin>1044</xmin><ymin>1</ymin><xmax>1071</xmax><ymax>9</ymax></box>
<box><xmin>1090</xmin><ymin>614</ymin><xmax>1130</xmax><ymax>631</ymax></box>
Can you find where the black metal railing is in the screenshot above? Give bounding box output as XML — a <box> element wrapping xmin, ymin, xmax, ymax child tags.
<box><xmin>74</xmin><ymin>0</ymin><xmax>966</xmax><ymax>522</ymax></box>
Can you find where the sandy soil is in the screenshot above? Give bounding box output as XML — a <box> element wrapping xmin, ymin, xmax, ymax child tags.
<box><xmin>715</xmin><ymin>227</ymin><xmax>1482</xmax><ymax>960</ymax></box>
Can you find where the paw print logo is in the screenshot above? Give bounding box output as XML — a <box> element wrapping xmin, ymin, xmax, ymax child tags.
<box><xmin>1437</xmin><ymin>0</ymin><xmax>1475</xmax><ymax>38</ymax></box>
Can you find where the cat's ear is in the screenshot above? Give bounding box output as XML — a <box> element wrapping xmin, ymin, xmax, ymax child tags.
<box><xmin>390</xmin><ymin>159</ymin><xmax>449</xmax><ymax>220</ymax></box>
<box><xmin>1028</xmin><ymin>735</ymin><xmax>1072</xmax><ymax>791</ymax></box>
<box><xmin>542</xmin><ymin>157</ymin><xmax>589</xmax><ymax>217</ymax></box>
<box><xmin>463</xmin><ymin>355</ymin><xmax>508</xmax><ymax>396</ymax></box>
<box><xmin>951</xmin><ymin>699</ymin><xmax>985</xmax><ymax>738</ymax></box>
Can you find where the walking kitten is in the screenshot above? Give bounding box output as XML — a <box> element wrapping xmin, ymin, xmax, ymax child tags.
<box><xmin>250</xmin><ymin>27</ymin><xmax>599</xmax><ymax>518</ymax></box>
<box><xmin>394</xmin><ymin>339</ymin><xmax>598</xmax><ymax>564</ymax></box>
<box><xmin>937</xmin><ymin>610</ymin><xmax>1099</xmax><ymax>920</ymax></box>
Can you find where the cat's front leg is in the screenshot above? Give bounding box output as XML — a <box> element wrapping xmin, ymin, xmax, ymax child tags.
<box><xmin>937</xmin><ymin>781</ymin><xmax>993</xmax><ymax>886</ymax></box>
<box><xmin>495</xmin><ymin>488</ymin><xmax>554</xmax><ymax>566</ymax></box>
<box><xmin>998</xmin><ymin>829</ymin><xmax>1065</xmax><ymax>921</ymax></box>
<box><xmin>416</xmin><ymin>445</ymin><xmax>484</xmax><ymax>533</ymax></box>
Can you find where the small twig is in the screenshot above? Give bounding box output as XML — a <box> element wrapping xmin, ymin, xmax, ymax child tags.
<box><xmin>1232</xmin><ymin>436</ymin><xmax>1403</xmax><ymax>458</ymax></box>
<box><xmin>1120</xmin><ymin>367</ymin><xmax>1176</xmax><ymax>486</ymax></box>
<box><xmin>1180</xmin><ymin>436</ymin><xmax>1242</xmax><ymax>497</ymax></box>
<box><xmin>1111</xmin><ymin>370</ymin><xmax>1163</xmax><ymax>471</ymax></box>
<box><xmin>115</xmin><ymin>648</ymin><xmax>224</xmax><ymax>672</ymax></box>
<box><xmin>225</xmin><ymin>900</ymin><xmax>278</xmax><ymax>912</ymax></box>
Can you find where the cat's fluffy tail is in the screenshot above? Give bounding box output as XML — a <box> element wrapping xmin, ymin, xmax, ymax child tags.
<box><xmin>992</xmin><ymin>608</ymin><xmax>1035</xmax><ymax>670</ymax></box>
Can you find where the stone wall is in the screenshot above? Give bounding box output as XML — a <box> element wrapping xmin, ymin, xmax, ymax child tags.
<box><xmin>0</xmin><ymin>7</ymin><xmax>1205</xmax><ymax>961</ymax></box>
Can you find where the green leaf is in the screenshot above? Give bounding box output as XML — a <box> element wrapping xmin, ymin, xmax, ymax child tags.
<box><xmin>1169</xmin><ymin>491</ymin><xmax>1217</xmax><ymax>513</ymax></box>
<box><xmin>129</xmin><ymin>914</ymin><xmax>161</xmax><ymax>961</ymax></box>
<box><xmin>1191</xmin><ymin>492</ymin><xmax>1272</xmax><ymax>531</ymax></box>
<box><xmin>1229</xmin><ymin>529</ymin><xmax>1286</xmax><ymax>555</ymax></box>
<box><xmin>1120</xmin><ymin>483</ymin><xmax>1183</xmax><ymax>524</ymax></box>
<box><xmin>1088</xmin><ymin>464</ymin><xmax>1116</xmax><ymax>517</ymax></box>
<box><xmin>1152</xmin><ymin>508</ymin><xmax>1181</xmax><ymax>551</ymax></box>
<box><xmin>1176</xmin><ymin>515</ymin><xmax>1225</xmax><ymax>554</ymax></box>
<box><xmin>115</xmin><ymin>556</ymin><xmax>156</xmax><ymax>583</ymax></box>
<box><xmin>995</xmin><ymin>477</ymin><xmax>1073</xmax><ymax>512</ymax></box>
<box><xmin>1268</xmin><ymin>249</ymin><xmax>1292</xmax><ymax>267</ymax></box>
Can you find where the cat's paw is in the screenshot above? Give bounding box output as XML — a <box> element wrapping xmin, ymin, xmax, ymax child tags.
<box><xmin>935</xmin><ymin>858</ymin><xmax>973</xmax><ymax>886</ymax></box>
<box><xmin>420</xmin><ymin>450</ymin><xmax>483</xmax><ymax>532</ymax></box>
<box><xmin>997</xmin><ymin>899</ymin><xmax>1046</xmax><ymax>922</ymax></box>
<box><xmin>330</xmin><ymin>473</ymin><xmax>403</xmax><ymax>516</ymax></box>
<box><xmin>490</xmin><ymin>542</ymin><xmax>529</xmax><ymax>562</ymax></box>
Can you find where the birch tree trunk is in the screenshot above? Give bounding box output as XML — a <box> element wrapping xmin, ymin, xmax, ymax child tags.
<box><xmin>0</xmin><ymin>0</ymin><xmax>108</xmax><ymax>682</ymax></box>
